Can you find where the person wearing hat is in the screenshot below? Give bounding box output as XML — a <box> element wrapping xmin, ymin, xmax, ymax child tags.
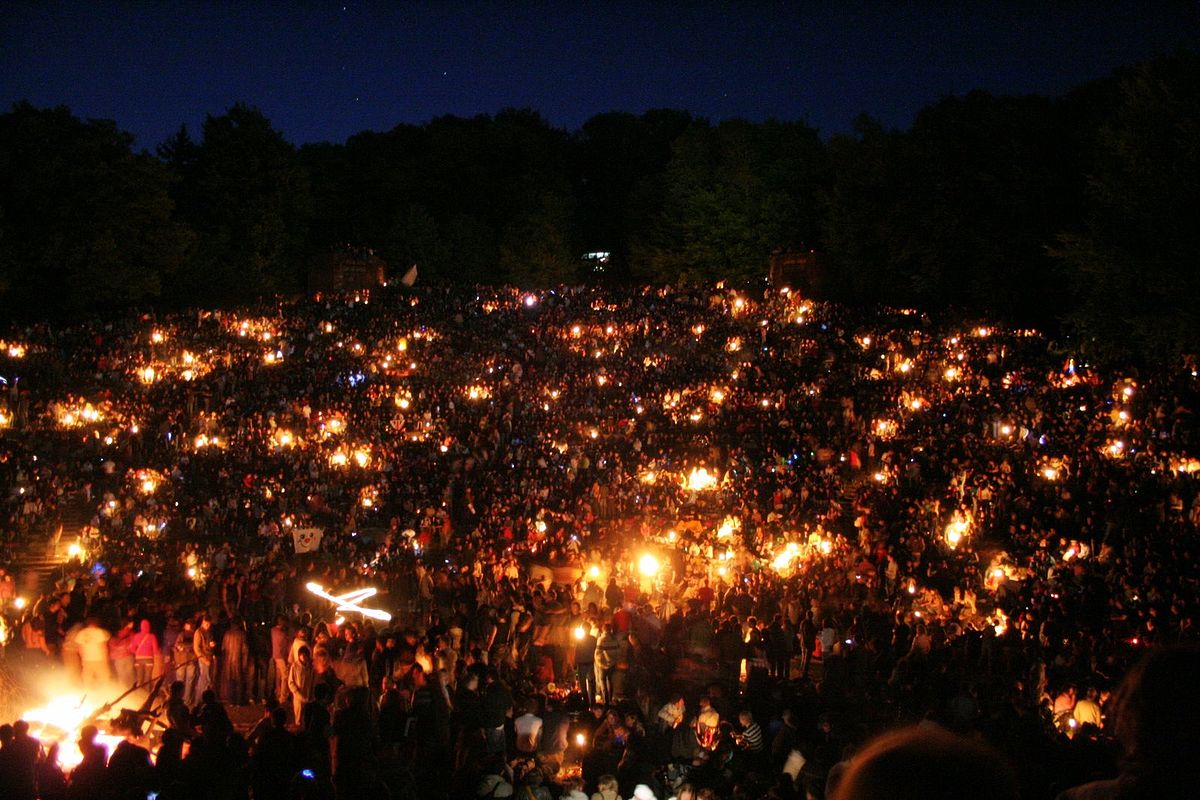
<box><xmin>632</xmin><ymin>785</ymin><xmax>657</xmax><ymax>800</ymax></box>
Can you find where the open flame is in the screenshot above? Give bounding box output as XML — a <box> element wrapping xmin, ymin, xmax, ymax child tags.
<box><xmin>20</xmin><ymin>693</ymin><xmax>133</xmax><ymax>771</ymax></box>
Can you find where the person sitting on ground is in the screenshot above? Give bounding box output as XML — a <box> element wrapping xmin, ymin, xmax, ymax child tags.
<box><xmin>1057</xmin><ymin>645</ymin><xmax>1200</xmax><ymax>800</ymax></box>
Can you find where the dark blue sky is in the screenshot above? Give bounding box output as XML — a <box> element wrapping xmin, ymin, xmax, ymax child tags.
<box><xmin>3</xmin><ymin>1</ymin><xmax>1198</xmax><ymax>150</ymax></box>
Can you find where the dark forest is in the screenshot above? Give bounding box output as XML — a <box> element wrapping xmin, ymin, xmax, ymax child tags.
<box><xmin>1</xmin><ymin>54</ymin><xmax>1196</xmax><ymax>364</ymax></box>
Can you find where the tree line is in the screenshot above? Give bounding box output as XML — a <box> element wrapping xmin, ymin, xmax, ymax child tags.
<box><xmin>0</xmin><ymin>53</ymin><xmax>1195</xmax><ymax>363</ymax></box>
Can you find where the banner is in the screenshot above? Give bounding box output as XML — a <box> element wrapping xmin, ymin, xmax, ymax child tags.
<box><xmin>292</xmin><ymin>527</ymin><xmax>323</xmax><ymax>554</ymax></box>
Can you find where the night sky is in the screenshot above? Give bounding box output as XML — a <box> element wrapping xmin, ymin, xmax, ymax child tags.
<box><xmin>3</xmin><ymin>1</ymin><xmax>1198</xmax><ymax>150</ymax></box>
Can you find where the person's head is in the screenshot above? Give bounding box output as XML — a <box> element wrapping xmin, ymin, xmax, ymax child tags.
<box><xmin>1111</xmin><ymin>645</ymin><xmax>1200</xmax><ymax>778</ymax></box>
<box><xmin>597</xmin><ymin>775</ymin><xmax>618</xmax><ymax>794</ymax></box>
<box><xmin>832</xmin><ymin>726</ymin><xmax>1017</xmax><ymax>800</ymax></box>
<box><xmin>270</xmin><ymin>705</ymin><xmax>288</xmax><ymax>728</ymax></box>
<box><xmin>297</xmin><ymin>645</ymin><xmax>312</xmax><ymax>663</ymax></box>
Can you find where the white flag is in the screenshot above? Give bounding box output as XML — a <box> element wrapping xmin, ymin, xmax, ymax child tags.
<box><xmin>400</xmin><ymin>264</ymin><xmax>418</xmax><ymax>287</ymax></box>
<box><xmin>292</xmin><ymin>527</ymin><xmax>323</xmax><ymax>554</ymax></box>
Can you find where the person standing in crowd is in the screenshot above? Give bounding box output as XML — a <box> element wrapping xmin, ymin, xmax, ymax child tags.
<box><xmin>110</xmin><ymin>621</ymin><xmax>136</xmax><ymax>688</ymax></box>
<box><xmin>74</xmin><ymin>617</ymin><xmax>111</xmax><ymax>689</ymax></box>
<box><xmin>270</xmin><ymin>615</ymin><xmax>292</xmax><ymax>705</ymax></box>
<box><xmin>574</xmin><ymin>620</ymin><xmax>598</xmax><ymax>704</ymax></box>
<box><xmin>595</xmin><ymin>623</ymin><xmax>622</xmax><ymax>706</ymax></box>
<box><xmin>130</xmin><ymin>619</ymin><xmax>160</xmax><ymax>687</ymax></box>
<box><xmin>192</xmin><ymin>614</ymin><xmax>216</xmax><ymax>700</ymax></box>
<box><xmin>287</xmin><ymin>645</ymin><xmax>316</xmax><ymax>725</ymax></box>
<box><xmin>220</xmin><ymin>616</ymin><xmax>250</xmax><ymax>704</ymax></box>
<box><xmin>172</xmin><ymin>619</ymin><xmax>197</xmax><ymax>705</ymax></box>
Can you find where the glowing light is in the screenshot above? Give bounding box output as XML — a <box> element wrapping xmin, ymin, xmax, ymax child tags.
<box><xmin>726</xmin><ymin>337</ymin><xmax>743</xmax><ymax>353</ymax></box>
<box><xmin>683</xmin><ymin>467</ymin><xmax>718</xmax><ymax>492</ymax></box>
<box><xmin>140</xmin><ymin>477</ymin><xmax>158</xmax><ymax>495</ymax></box>
<box><xmin>274</xmin><ymin>429</ymin><xmax>295</xmax><ymax>448</ymax></box>
<box><xmin>575</xmin><ymin>732</ymin><xmax>587</xmax><ymax>747</ymax></box>
<box><xmin>944</xmin><ymin>511</ymin><xmax>972</xmax><ymax>549</ymax></box>
<box><xmin>943</xmin><ymin>366</ymin><xmax>961</xmax><ymax>382</ymax></box>
<box><xmin>151</xmin><ymin>330</ymin><xmax>166</xmax><ymax>344</ymax></box>
<box><xmin>1042</xmin><ymin>467</ymin><xmax>1059</xmax><ymax>481</ymax></box>
<box><xmin>573</xmin><ymin>626</ymin><xmax>586</xmax><ymax>641</ymax></box>
<box><xmin>353</xmin><ymin>447</ymin><xmax>372</xmax><ymax>468</ymax></box>
<box><xmin>717</xmin><ymin>517</ymin><xmax>738</xmax><ymax>538</ymax></box>
<box><xmin>20</xmin><ymin>695</ymin><xmax>128</xmax><ymax>770</ymax></box>
<box><xmin>896</xmin><ymin>359</ymin><xmax>913</xmax><ymax>374</ymax></box>
<box><xmin>710</xmin><ymin>387</ymin><xmax>726</xmax><ymax>404</ymax></box>
<box><xmin>67</xmin><ymin>543</ymin><xmax>83</xmax><ymax>560</ymax></box>
<box><xmin>771</xmin><ymin>542</ymin><xmax>802</xmax><ymax>573</ymax></box>
<box><xmin>14</xmin><ymin>596</ymin><xmax>27</xmax><ymax>610</ymax></box>
<box><xmin>638</xmin><ymin>553</ymin><xmax>660</xmax><ymax>578</ymax></box>
<box><xmin>138</xmin><ymin>366</ymin><xmax>157</xmax><ymax>384</ymax></box>
<box><xmin>306</xmin><ymin>582</ymin><xmax>392</xmax><ymax>621</ymax></box>
<box><xmin>874</xmin><ymin>419</ymin><xmax>899</xmax><ymax>440</ymax></box>
<box><xmin>588</xmin><ymin>565</ymin><xmax>601</xmax><ymax>579</ymax></box>
<box><xmin>523</xmin><ymin>294</ymin><xmax>538</xmax><ymax>308</ymax></box>
<box><xmin>906</xmin><ymin>581</ymin><xmax>917</xmax><ymax>595</ymax></box>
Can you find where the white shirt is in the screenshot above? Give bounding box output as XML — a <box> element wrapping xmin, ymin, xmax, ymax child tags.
<box><xmin>75</xmin><ymin>624</ymin><xmax>111</xmax><ymax>663</ymax></box>
<box><xmin>514</xmin><ymin>712</ymin><xmax>542</xmax><ymax>753</ymax></box>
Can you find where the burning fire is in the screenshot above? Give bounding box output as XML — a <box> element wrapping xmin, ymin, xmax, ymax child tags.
<box><xmin>20</xmin><ymin>693</ymin><xmax>132</xmax><ymax>770</ymax></box>
<box><xmin>944</xmin><ymin>511</ymin><xmax>972</xmax><ymax>549</ymax></box>
<box><xmin>683</xmin><ymin>467</ymin><xmax>719</xmax><ymax>492</ymax></box>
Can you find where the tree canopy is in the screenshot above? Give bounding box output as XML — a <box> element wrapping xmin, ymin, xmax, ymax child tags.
<box><xmin>1</xmin><ymin>53</ymin><xmax>1196</xmax><ymax>364</ymax></box>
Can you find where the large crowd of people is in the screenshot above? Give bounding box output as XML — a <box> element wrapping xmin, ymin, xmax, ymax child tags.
<box><xmin>0</xmin><ymin>282</ymin><xmax>1198</xmax><ymax>800</ymax></box>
